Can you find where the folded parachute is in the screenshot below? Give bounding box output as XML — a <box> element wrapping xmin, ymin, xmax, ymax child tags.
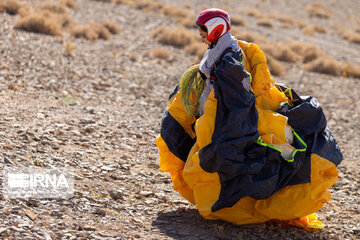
<box><xmin>155</xmin><ymin>40</ymin><xmax>343</xmax><ymax>225</ymax></box>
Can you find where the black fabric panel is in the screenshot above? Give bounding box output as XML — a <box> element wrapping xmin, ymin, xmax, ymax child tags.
<box><xmin>277</xmin><ymin>95</ymin><xmax>343</xmax><ymax>166</ymax></box>
<box><xmin>161</xmin><ymin>110</ymin><xmax>196</xmax><ymax>162</ymax></box>
<box><xmin>168</xmin><ymin>85</ymin><xmax>179</xmax><ymax>100</ymax></box>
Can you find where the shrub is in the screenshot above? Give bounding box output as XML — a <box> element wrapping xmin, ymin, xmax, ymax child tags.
<box><xmin>184</xmin><ymin>42</ymin><xmax>207</xmax><ymax>59</ymax></box>
<box><xmin>231</xmin><ymin>15</ymin><xmax>246</xmax><ymax>26</ymax></box>
<box><xmin>151</xmin><ymin>26</ymin><xmax>197</xmax><ymax>48</ymax></box>
<box><xmin>306</xmin><ymin>2</ymin><xmax>331</xmax><ymax>19</ymax></box>
<box><xmin>302</xmin><ymin>24</ymin><xmax>327</xmax><ymax>36</ymax></box>
<box><xmin>342</xmin><ymin>62</ymin><xmax>360</xmax><ymax>78</ymax></box>
<box><xmin>14</xmin><ymin>10</ymin><xmax>62</xmax><ymax>36</ymax></box>
<box><xmin>40</xmin><ymin>1</ymin><xmax>68</xmax><ymax>14</ymax></box>
<box><xmin>231</xmin><ymin>28</ymin><xmax>263</xmax><ymax>43</ymax></box>
<box><xmin>102</xmin><ymin>20</ymin><xmax>121</xmax><ymax>34</ymax></box>
<box><xmin>266</xmin><ymin>55</ymin><xmax>284</xmax><ymax>76</ymax></box>
<box><xmin>261</xmin><ymin>44</ymin><xmax>299</xmax><ymax>63</ymax></box>
<box><xmin>72</xmin><ymin>22</ymin><xmax>111</xmax><ymax>40</ymax></box>
<box><xmin>149</xmin><ymin>48</ymin><xmax>171</xmax><ymax>60</ymax></box>
<box><xmin>59</xmin><ymin>0</ymin><xmax>77</xmax><ymax>9</ymax></box>
<box><xmin>303</xmin><ymin>57</ymin><xmax>342</xmax><ymax>76</ymax></box>
<box><xmin>240</xmin><ymin>8</ymin><xmax>261</xmax><ymax>18</ymax></box>
<box><xmin>0</xmin><ymin>0</ymin><xmax>28</xmax><ymax>15</ymax></box>
<box><xmin>256</xmin><ymin>18</ymin><xmax>273</xmax><ymax>28</ymax></box>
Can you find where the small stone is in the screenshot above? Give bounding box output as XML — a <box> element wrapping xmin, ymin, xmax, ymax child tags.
<box><xmin>83</xmin><ymin>226</ymin><xmax>96</xmax><ymax>231</ymax></box>
<box><xmin>139</xmin><ymin>191</ymin><xmax>153</xmax><ymax>197</ymax></box>
<box><xmin>23</xmin><ymin>208</ymin><xmax>37</xmax><ymax>221</ymax></box>
<box><xmin>80</xmin><ymin>118</ymin><xmax>96</xmax><ymax>124</ymax></box>
<box><xmin>108</xmin><ymin>190</ymin><xmax>123</xmax><ymax>200</ymax></box>
<box><xmin>94</xmin><ymin>208</ymin><xmax>106</xmax><ymax>216</ymax></box>
<box><xmin>4</xmin><ymin>156</ymin><xmax>14</xmax><ymax>165</ymax></box>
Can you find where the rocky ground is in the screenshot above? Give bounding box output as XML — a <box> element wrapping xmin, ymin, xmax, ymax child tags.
<box><xmin>0</xmin><ymin>0</ymin><xmax>359</xmax><ymax>239</ymax></box>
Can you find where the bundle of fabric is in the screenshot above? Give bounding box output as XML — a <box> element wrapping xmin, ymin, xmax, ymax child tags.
<box><xmin>155</xmin><ymin>40</ymin><xmax>343</xmax><ymax>226</ymax></box>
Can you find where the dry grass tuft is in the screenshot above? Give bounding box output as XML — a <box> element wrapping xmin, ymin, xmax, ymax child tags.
<box><xmin>149</xmin><ymin>48</ymin><xmax>172</xmax><ymax>60</ymax></box>
<box><xmin>266</xmin><ymin>13</ymin><xmax>307</xmax><ymax>29</ymax></box>
<box><xmin>240</xmin><ymin>8</ymin><xmax>261</xmax><ymax>18</ymax></box>
<box><xmin>151</xmin><ymin>26</ymin><xmax>197</xmax><ymax>48</ymax></box>
<box><xmin>332</xmin><ymin>23</ymin><xmax>360</xmax><ymax>44</ymax></box>
<box><xmin>303</xmin><ymin>56</ymin><xmax>341</xmax><ymax>76</ymax></box>
<box><xmin>64</xmin><ymin>41</ymin><xmax>76</xmax><ymax>56</ymax></box>
<box><xmin>184</xmin><ymin>42</ymin><xmax>207</xmax><ymax>59</ymax></box>
<box><xmin>72</xmin><ymin>22</ymin><xmax>112</xmax><ymax>40</ymax></box>
<box><xmin>59</xmin><ymin>0</ymin><xmax>77</xmax><ymax>9</ymax></box>
<box><xmin>162</xmin><ymin>5</ymin><xmax>189</xmax><ymax>19</ymax></box>
<box><xmin>256</xmin><ymin>18</ymin><xmax>273</xmax><ymax>28</ymax></box>
<box><xmin>287</xmin><ymin>41</ymin><xmax>325</xmax><ymax>63</ymax></box>
<box><xmin>40</xmin><ymin>1</ymin><xmax>68</xmax><ymax>14</ymax></box>
<box><xmin>231</xmin><ymin>28</ymin><xmax>264</xmax><ymax>43</ymax></box>
<box><xmin>231</xmin><ymin>15</ymin><xmax>246</xmax><ymax>26</ymax></box>
<box><xmin>179</xmin><ymin>14</ymin><xmax>197</xmax><ymax>29</ymax></box>
<box><xmin>0</xmin><ymin>0</ymin><xmax>28</xmax><ymax>15</ymax></box>
<box><xmin>306</xmin><ymin>2</ymin><xmax>331</xmax><ymax>19</ymax></box>
<box><xmin>261</xmin><ymin>44</ymin><xmax>299</xmax><ymax>63</ymax></box>
<box><xmin>101</xmin><ymin>20</ymin><xmax>121</xmax><ymax>34</ymax></box>
<box><xmin>342</xmin><ymin>62</ymin><xmax>360</xmax><ymax>78</ymax></box>
<box><xmin>302</xmin><ymin>24</ymin><xmax>327</xmax><ymax>36</ymax></box>
<box><xmin>14</xmin><ymin>10</ymin><xmax>62</xmax><ymax>36</ymax></box>
<box><xmin>266</xmin><ymin>55</ymin><xmax>284</xmax><ymax>76</ymax></box>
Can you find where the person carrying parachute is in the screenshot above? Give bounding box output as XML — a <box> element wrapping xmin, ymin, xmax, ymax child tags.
<box><xmin>155</xmin><ymin>8</ymin><xmax>343</xmax><ymax>231</ymax></box>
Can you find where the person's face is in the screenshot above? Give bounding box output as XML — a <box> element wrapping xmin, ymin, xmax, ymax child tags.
<box><xmin>198</xmin><ymin>27</ymin><xmax>211</xmax><ymax>46</ymax></box>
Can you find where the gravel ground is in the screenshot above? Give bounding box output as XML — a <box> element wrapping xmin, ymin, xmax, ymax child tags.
<box><xmin>0</xmin><ymin>0</ymin><xmax>359</xmax><ymax>239</ymax></box>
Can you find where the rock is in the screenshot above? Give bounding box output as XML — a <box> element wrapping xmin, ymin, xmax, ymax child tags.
<box><xmin>139</xmin><ymin>191</ymin><xmax>153</xmax><ymax>197</ymax></box>
<box><xmin>80</xmin><ymin>119</ymin><xmax>96</xmax><ymax>124</ymax></box>
<box><xmin>108</xmin><ymin>190</ymin><xmax>123</xmax><ymax>200</ymax></box>
<box><xmin>22</xmin><ymin>208</ymin><xmax>37</xmax><ymax>221</ymax></box>
<box><xmin>94</xmin><ymin>208</ymin><xmax>106</xmax><ymax>217</ymax></box>
<box><xmin>3</xmin><ymin>156</ymin><xmax>14</xmax><ymax>165</ymax></box>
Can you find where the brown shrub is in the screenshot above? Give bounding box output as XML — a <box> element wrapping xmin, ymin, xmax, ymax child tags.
<box><xmin>266</xmin><ymin>55</ymin><xmax>284</xmax><ymax>76</ymax></box>
<box><xmin>14</xmin><ymin>10</ymin><xmax>62</xmax><ymax>36</ymax></box>
<box><xmin>240</xmin><ymin>8</ymin><xmax>261</xmax><ymax>18</ymax></box>
<box><xmin>342</xmin><ymin>62</ymin><xmax>360</xmax><ymax>78</ymax></box>
<box><xmin>179</xmin><ymin>15</ymin><xmax>197</xmax><ymax>29</ymax></box>
<box><xmin>231</xmin><ymin>28</ymin><xmax>264</xmax><ymax>43</ymax></box>
<box><xmin>72</xmin><ymin>22</ymin><xmax>111</xmax><ymax>40</ymax></box>
<box><xmin>302</xmin><ymin>24</ymin><xmax>327</xmax><ymax>36</ymax></box>
<box><xmin>261</xmin><ymin>44</ymin><xmax>299</xmax><ymax>63</ymax></box>
<box><xmin>162</xmin><ymin>5</ymin><xmax>189</xmax><ymax>19</ymax></box>
<box><xmin>256</xmin><ymin>18</ymin><xmax>273</xmax><ymax>28</ymax></box>
<box><xmin>149</xmin><ymin>48</ymin><xmax>171</xmax><ymax>60</ymax></box>
<box><xmin>151</xmin><ymin>26</ymin><xmax>197</xmax><ymax>48</ymax></box>
<box><xmin>231</xmin><ymin>15</ymin><xmax>246</xmax><ymax>26</ymax></box>
<box><xmin>184</xmin><ymin>42</ymin><xmax>207</xmax><ymax>59</ymax></box>
<box><xmin>306</xmin><ymin>2</ymin><xmax>331</xmax><ymax>19</ymax></box>
<box><xmin>59</xmin><ymin>0</ymin><xmax>77</xmax><ymax>9</ymax></box>
<box><xmin>183</xmin><ymin>3</ymin><xmax>193</xmax><ymax>9</ymax></box>
<box><xmin>287</xmin><ymin>41</ymin><xmax>324</xmax><ymax>63</ymax></box>
<box><xmin>268</xmin><ymin>14</ymin><xmax>307</xmax><ymax>29</ymax></box>
<box><xmin>102</xmin><ymin>20</ymin><xmax>121</xmax><ymax>34</ymax></box>
<box><xmin>40</xmin><ymin>1</ymin><xmax>68</xmax><ymax>14</ymax></box>
<box><xmin>303</xmin><ymin>57</ymin><xmax>341</xmax><ymax>76</ymax></box>
<box><xmin>0</xmin><ymin>0</ymin><xmax>28</xmax><ymax>15</ymax></box>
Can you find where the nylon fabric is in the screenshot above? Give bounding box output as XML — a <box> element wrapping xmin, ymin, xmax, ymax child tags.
<box><xmin>156</xmin><ymin>39</ymin><xmax>343</xmax><ymax>225</ymax></box>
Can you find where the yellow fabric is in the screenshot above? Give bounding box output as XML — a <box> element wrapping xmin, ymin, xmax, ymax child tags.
<box><xmin>155</xmin><ymin>90</ymin><xmax>196</xmax><ymax>204</ymax></box>
<box><xmin>156</xmin><ymin>41</ymin><xmax>338</xmax><ymax>226</ymax></box>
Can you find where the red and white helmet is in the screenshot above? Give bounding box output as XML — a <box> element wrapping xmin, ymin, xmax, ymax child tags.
<box><xmin>196</xmin><ymin>8</ymin><xmax>231</xmax><ymax>43</ymax></box>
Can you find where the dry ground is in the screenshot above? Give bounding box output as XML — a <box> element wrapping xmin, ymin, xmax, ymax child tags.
<box><xmin>0</xmin><ymin>0</ymin><xmax>359</xmax><ymax>239</ymax></box>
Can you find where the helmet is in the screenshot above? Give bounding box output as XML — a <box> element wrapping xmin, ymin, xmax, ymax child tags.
<box><xmin>196</xmin><ymin>8</ymin><xmax>231</xmax><ymax>43</ymax></box>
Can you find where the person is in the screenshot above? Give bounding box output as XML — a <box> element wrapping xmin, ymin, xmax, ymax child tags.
<box><xmin>155</xmin><ymin>8</ymin><xmax>343</xmax><ymax>230</ymax></box>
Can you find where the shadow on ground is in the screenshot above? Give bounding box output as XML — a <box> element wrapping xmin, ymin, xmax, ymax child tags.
<box><xmin>152</xmin><ymin>207</ymin><xmax>324</xmax><ymax>240</ymax></box>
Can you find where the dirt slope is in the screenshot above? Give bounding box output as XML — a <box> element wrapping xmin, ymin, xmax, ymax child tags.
<box><xmin>0</xmin><ymin>0</ymin><xmax>359</xmax><ymax>239</ymax></box>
